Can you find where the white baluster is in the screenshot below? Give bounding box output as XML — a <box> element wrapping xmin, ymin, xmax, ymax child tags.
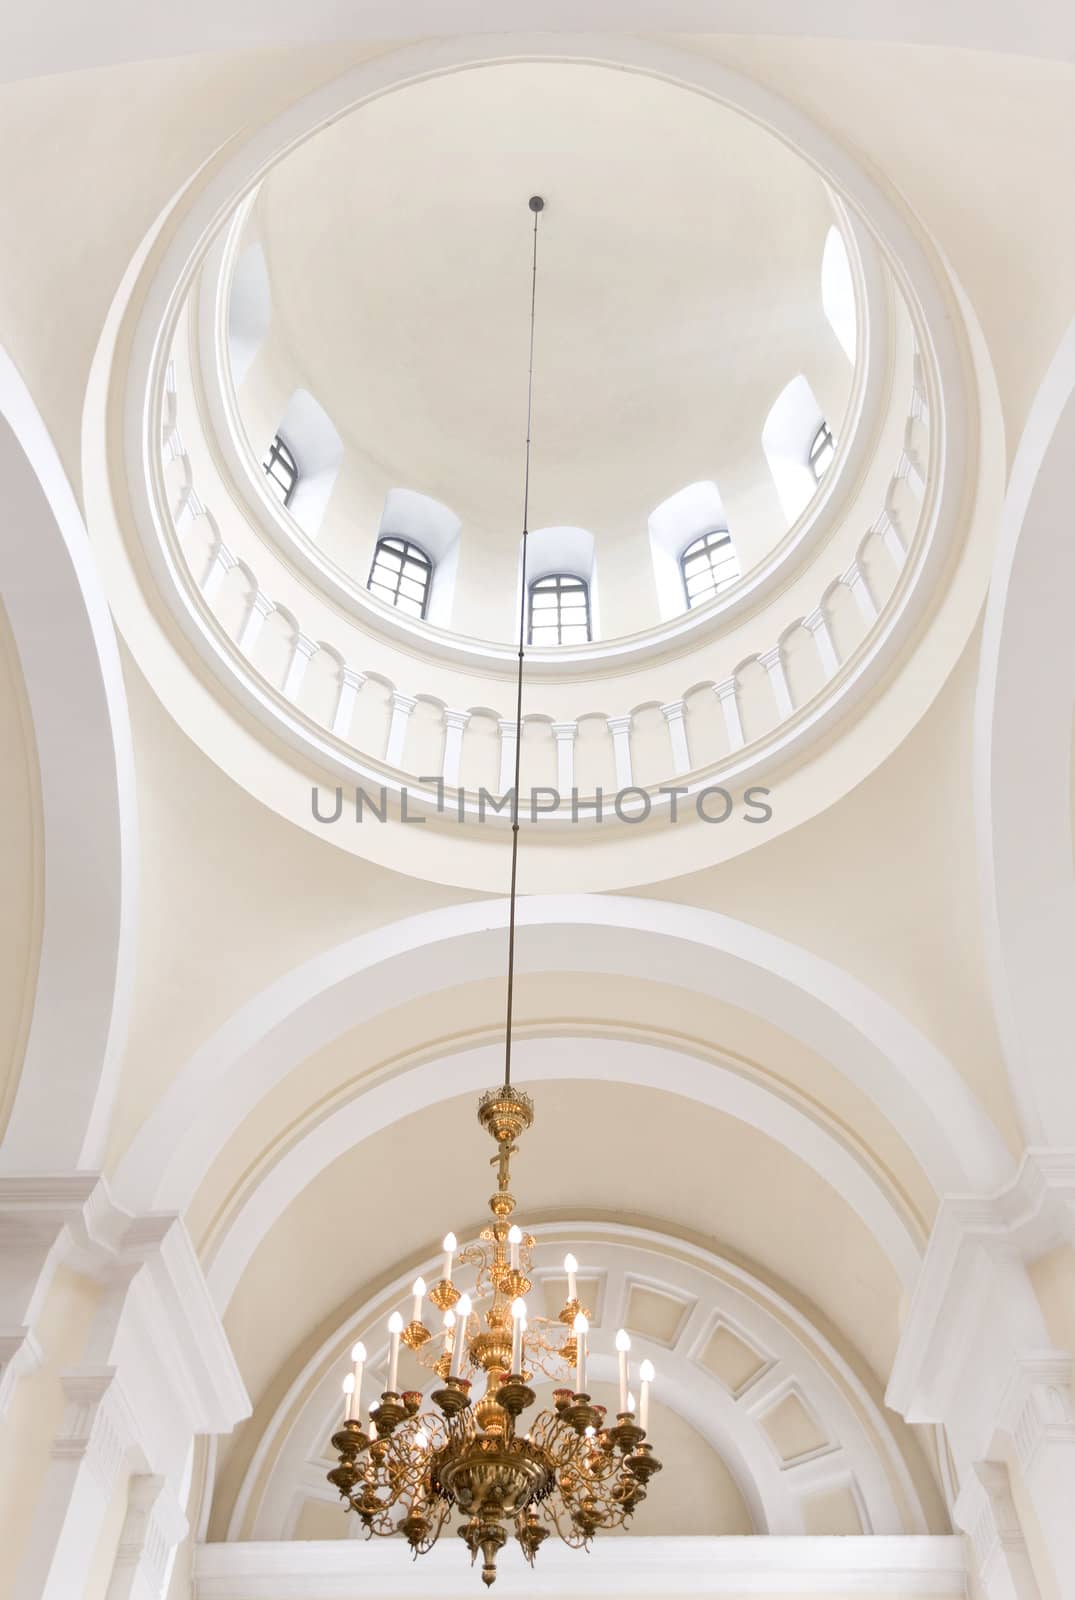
<box><xmin>385</xmin><ymin>692</ymin><xmax>417</xmax><ymax>767</ymax></box>
<box><xmin>498</xmin><ymin>719</ymin><xmax>518</xmax><ymax>795</ymax></box>
<box><xmin>238</xmin><ymin>590</ymin><xmax>275</xmax><ymax>655</ymax></box>
<box><xmin>551</xmin><ymin>723</ymin><xmax>578</xmax><ymax>793</ymax></box>
<box><xmin>843</xmin><ymin>559</ymin><xmax>878</xmax><ymax>625</ymax></box>
<box><xmin>332</xmin><ymin>667</ymin><xmax>367</xmax><ymax>739</ymax></box>
<box><xmin>606</xmin><ymin>716</ymin><xmax>633</xmax><ymax>788</ymax></box>
<box><xmin>758</xmin><ymin>646</ymin><xmax>794</xmax><ymax>721</ymax></box>
<box><xmin>660</xmin><ymin>701</ymin><xmax>691</xmax><ymax>776</ymax></box>
<box><xmin>714</xmin><ymin>677</ymin><xmax>745</xmax><ymax>752</ymax></box>
<box><xmin>872</xmin><ymin>507</ymin><xmax>907</xmax><ymax>569</ymax></box>
<box><xmin>803</xmin><ymin>607</ymin><xmax>839</xmax><ymax>679</ymax></box>
<box><xmin>282</xmin><ymin>634</ymin><xmax>319</xmax><ymax>701</ymax></box>
<box><xmin>200</xmin><ymin>541</ymin><xmax>237</xmax><ymax>604</ymax></box>
<box><xmin>441</xmin><ymin>708</ymin><xmax>471</xmax><ymax>788</ymax></box>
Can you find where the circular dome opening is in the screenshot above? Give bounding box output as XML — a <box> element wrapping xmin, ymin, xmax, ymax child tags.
<box><xmin>227</xmin><ymin>61</ymin><xmax>857</xmax><ymax>647</ymax></box>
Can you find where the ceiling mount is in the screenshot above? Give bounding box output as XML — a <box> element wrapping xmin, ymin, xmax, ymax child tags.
<box><xmin>528</xmin><ymin>195</ymin><xmax>545</xmax><ymax>212</ymax></box>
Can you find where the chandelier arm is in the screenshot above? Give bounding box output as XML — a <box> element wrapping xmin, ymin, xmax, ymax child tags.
<box><xmin>503</xmin><ymin>196</ymin><xmax>543</xmax><ymax>1092</ymax></box>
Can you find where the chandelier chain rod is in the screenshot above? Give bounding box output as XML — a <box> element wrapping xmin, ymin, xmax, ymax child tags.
<box><xmin>504</xmin><ymin>198</ymin><xmax>542</xmax><ymax>1091</ymax></box>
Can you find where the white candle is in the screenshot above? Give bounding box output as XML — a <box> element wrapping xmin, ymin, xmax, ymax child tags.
<box><xmin>411</xmin><ymin>1276</ymin><xmax>426</xmax><ymax>1324</ymax></box>
<box><xmin>442</xmin><ymin>1232</ymin><xmax>457</xmax><ymax>1283</ymax></box>
<box><xmin>639</xmin><ymin>1359</ymin><xmax>654</xmax><ymax>1432</ymax></box>
<box><xmin>350</xmin><ymin>1340</ymin><xmax>366</xmax><ymax>1414</ymax></box>
<box><xmin>573</xmin><ymin>1312</ymin><xmax>588</xmax><ymax>1394</ymax></box>
<box><xmin>387</xmin><ymin>1311</ymin><xmax>404</xmax><ymax>1392</ymax></box>
<box><xmin>342</xmin><ymin>1373</ymin><xmax>356</xmax><ymax>1422</ymax></box>
<box><xmin>564</xmin><ymin>1253</ymin><xmax>578</xmax><ymax>1302</ymax></box>
<box><xmin>615</xmin><ymin>1328</ymin><xmax>631</xmax><ymax>1413</ymax></box>
<box><xmin>508</xmin><ymin>1224</ymin><xmax>522</xmax><ymax>1270</ymax></box>
<box><xmin>450</xmin><ymin>1297</ymin><xmax>470</xmax><ymax>1379</ymax></box>
<box><xmin>627</xmin><ymin>1390</ymin><xmax>635</xmax><ymax>1415</ymax></box>
<box><xmin>511</xmin><ymin>1297</ymin><xmax>526</xmax><ymax>1374</ymax></box>
<box><xmin>368</xmin><ymin>1405</ymin><xmax>379</xmax><ymax>1442</ymax></box>
<box><xmin>442</xmin><ymin>1307</ymin><xmax>457</xmax><ymax>1370</ymax></box>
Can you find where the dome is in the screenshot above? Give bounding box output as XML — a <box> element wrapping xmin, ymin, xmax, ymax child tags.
<box><xmin>228</xmin><ymin>61</ymin><xmax>855</xmax><ymax>646</ymax></box>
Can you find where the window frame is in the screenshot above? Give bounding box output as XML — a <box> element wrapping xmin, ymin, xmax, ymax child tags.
<box><xmin>263</xmin><ymin>433</ymin><xmax>299</xmax><ymax>507</ymax></box>
<box><xmin>527</xmin><ymin>572</ymin><xmax>592</xmax><ymax>646</ymax></box>
<box><xmin>808</xmin><ymin>421</ymin><xmax>835</xmax><ymax>484</ymax></box>
<box><xmin>679</xmin><ymin>527</ymin><xmax>738</xmax><ymax>611</ymax></box>
<box><xmin>367</xmin><ymin>534</ymin><xmax>435</xmax><ymax>621</ymax></box>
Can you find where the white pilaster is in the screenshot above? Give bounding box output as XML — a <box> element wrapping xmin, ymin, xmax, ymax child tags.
<box><xmin>106</xmin><ymin>1474</ymin><xmax>188</xmax><ymax>1600</ymax></box>
<box><xmin>714</xmin><ymin>677</ymin><xmax>745</xmax><ymax>751</ymax></box>
<box><xmin>173</xmin><ymin>486</ymin><xmax>205</xmax><ymax>533</ymax></box>
<box><xmin>802</xmin><ymin>607</ymin><xmax>839</xmax><ymax>680</ymax></box>
<box><xmin>497</xmin><ymin>719</ymin><xmax>518</xmax><ymax>796</ymax></box>
<box><xmin>954</xmin><ymin>1462</ymin><xmax>1042</xmax><ymax>1600</ymax></box>
<box><xmin>758</xmin><ymin>646</ymin><xmax>794</xmax><ymax>721</ymax></box>
<box><xmin>888</xmin><ymin>1152</ymin><xmax>1075</xmax><ymax>1598</ymax></box>
<box><xmin>238</xmin><ymin>591</ymin><xmax>274</xmax><ymax>655</ymax></box>
<box><xmin>551</xmin><ymin>722</ymin><xmax>578</xmax><ymax>793</ymax></box>
<box><xmin>660</xmin><ymin>701</ymin><xmax>691</xmax><ymax>776</ymax></box>
<box><xmin>384</xmin><ymin>692</ymin><xmax>417</xmax><ymax>768</ymax></box>
<box><xmin>282</xmin><ymin>634</ymin><xmax>319</xmax><ymax>701</ymax></box>
<box><xmin>895</xmin><ymin>446</ymin><xmax>926</xmax><ymax>499</ymax></box>
<box><xmin>441</xmin><ymin>708</ymin><xmax>471</xmax><ymax>788</ymax></box>
<box><xmin>1</xmin><ymin>1177</ymin><xmax>248</xmax><ymax>1600</ymax></box>
<box><xmin>331</xmin><ymin>667</ymin><xmax>366</xmax><ymax>740</ymax></box>
<box><xmin>843</xmin><ymin>559</ymin><xmax>878</xmax><ymax>625</ymax></box>
<box><xmin>606</xmin><ymin>715</ymin><xmax>633</xmax><ymax>788</ymax></box>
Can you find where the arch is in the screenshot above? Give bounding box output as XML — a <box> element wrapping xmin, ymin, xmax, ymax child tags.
<box><xmin>378</xmin><ymin>488</ymin><xmax>461</xmax><ymax>626</ymax></box>
<box><xmin>112</xmin><ymin>896</ymin><xmax>1012</xmax><ymax>1231</ymax></box>
<box><xmin>649</xmin><ymin>481</ymin><xmax>739</xmax><ymax>620</ymax></box>
<box><xmin>822</xmin><ymin>226</ymin><xmax>857</xmax><ymax>365</ymax></box>
<box><xmin>975</xmin><ymin>315</ymin><xmax>1075</xmax><ymax>1143</ymax></box>
<box><xmin>762</xmin><ymin>375</ymin><xmax>828</xmax><ymax>524</ymax></box>
<box><xmin>269</xmin><ymin>388</ymin><xmax>342</xmax><ymax>536</ymax></box>
<box><xmin>0</xmin><ymin>345</ymin><xmax>137</xmax><ymax>1170</ymax></box>
<box><xmin>227</xmin><ymin>240</ymin><xmax>271</xmax><ymax>387</ymax></box>
<box><xmin>230</xmin><ymin>1224</ymin><xmax>932</xmax><ymax>1542</ymax></box>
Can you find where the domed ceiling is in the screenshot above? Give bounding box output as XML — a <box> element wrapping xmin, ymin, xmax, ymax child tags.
<box><xmin>235</xmin><ymin>61</ymin><xmax>853</xmax><ymax>575</ymax></box>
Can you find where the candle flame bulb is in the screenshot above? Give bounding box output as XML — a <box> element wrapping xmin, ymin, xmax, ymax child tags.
<box><xmin>442</xmin><ymin>1232</ymin><xmax>457</xmax><ymax>1284</ymax></box>
<box><xmin>573</xmin><ymin>1312</ymin><xmax>588</xmax><ymax>1335</ymax></box>
<box><xmin>414</xmin><ymin>1428</ymin><xmax>428</xmax><ymax>1451</ymax></box>
<box><xmin>639</xmin><ymin>1359</ymin><xmax>655</xmax><ymax>1381</ymax></box>
<box><xmin>388</xmin><ymin>1311</ymin><xmax>404</xmax><ymax>1333</ymax></box>
<box><xmin>616</xmin><ymin>1328</ymin><xmax>631</xmax><ymax>1351</ymax></box>
<box><xmin>457</xmin><ymin>1292</ymin><xmax>472</xmax><ymax>1318</ymax></box>
<box><xmin>351</xmin><ymin>1341</ymin><xmax>367</xmax><ymax>1363</ymax></box>
<box><xmin>411</xmin><ymin>1277</ymin><xmax>426</xmax><ymax>1323</ymax></box>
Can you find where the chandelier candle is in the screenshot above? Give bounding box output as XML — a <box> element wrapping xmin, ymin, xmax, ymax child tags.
<box><xmin>387</xmin><ymin>1312</ymin><xmax>403</xmax><ymax>1393</ymax></box>
<box><xmin>326</xmin><ymin>199</ymin><xmax>661</xmax><ymax>1588</ymax></box>
<box><xmin>639</xmin><ymin>1359</ymin><xmax>655</xmax><ymax>1432</ymax></box>
<box><xmin>616</xmin><ymin>1328</ymin><xmax>631</xmax><ymax>1413</ymax></box>
<box><xmin>342</xmin><ymin>1373</ymin><xmax>356</xmax><ymax>1422</ymax></box>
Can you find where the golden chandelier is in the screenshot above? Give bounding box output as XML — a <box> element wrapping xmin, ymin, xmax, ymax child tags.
<box><xmin>326</xmin><ymin>196</ymin><xmax>662</xmax><ymax>1583</ymax></box>
<box><xmin>326</xmin><ymin>1082</ymin><xmax>662</xmax><ymax>1585</ymax></box>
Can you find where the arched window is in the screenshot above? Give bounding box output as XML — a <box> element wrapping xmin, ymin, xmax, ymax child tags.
<box><xmin>680</xmin><ymin>527</ymin><xmax>738</xmax><ymax>609</ymax></box>
<box><xmin>368</xmin><ymin>535</ymin><xmax>434</xmax><ymax>620</ymax></box>
<box><xmin>809</xmin><ymin>421</ymin><xmax>836</xmax><ymax>483</ymax></box>
<box><xmin>263</xmin><ymin>434</ymin><xmax>298</xmax><ymax>506</ymax></box>
<box><xmin>528</xmin><ymin>573</ymin><xmax>591</xmax><ymax>645</ymax></box>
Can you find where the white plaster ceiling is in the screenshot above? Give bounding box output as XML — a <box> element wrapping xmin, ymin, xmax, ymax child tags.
<box><xmin>244</xmin><ymin>62</ymin><xmax>850</xmax><ymax>561</ymax></box>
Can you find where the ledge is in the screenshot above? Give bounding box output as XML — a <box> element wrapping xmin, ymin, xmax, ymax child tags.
<box><xmin>194</xmin><ymin>1536</ymin><xmax>967</xmax><ymax>1597</ymax></box>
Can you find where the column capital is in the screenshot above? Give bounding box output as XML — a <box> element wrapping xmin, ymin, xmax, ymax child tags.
<box><xmin>390</xmin><ymin>691</ymin><xmax>418</xmax><ymax>715</ymax></box>
<box><xmin>339</xmin><ymin>666</ymin><xmax>367</xmax><ymax>692</ymax></box>
<box><xmin>551</xmin><ymin>721</ymin><xmax>578</xmax><ymax>741</ymax></box>
<box><xmin>442</xmin><ymin>707</ymin><xmax>472</xmax><ymax>733</ymax></box>
<box><xmin>606</xmin><ymin>715</ymin><xmax>632</xmax><ymax>735</ymax></box>
<box><xmin>659</xmin><ymin>700</ymin><xmax>686</xmax><ymax>723</ymax></box>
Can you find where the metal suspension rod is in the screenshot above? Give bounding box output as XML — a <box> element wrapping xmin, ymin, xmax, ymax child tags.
<box><xmin>503</xmin><ymin>195</ymin><xmax>543</xmax><ymax>1090</ymax></box>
